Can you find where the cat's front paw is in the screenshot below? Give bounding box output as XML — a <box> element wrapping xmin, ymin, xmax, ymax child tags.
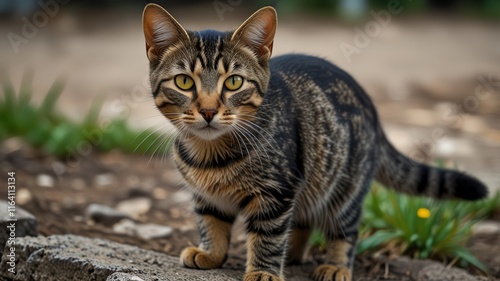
<box><xmin>180</xmin><ymin>246</ymin><xmax>223</xmax><ymax>269</ymax></box>
<box><xmin>244</xmin><ymin>271</ymin><xmax>284</xmax><ymax>281</ymax></box>
<box><xmin>312</xmin><ymin>264</ymin><xmax>351</xmax><ymax>281</ymax></box>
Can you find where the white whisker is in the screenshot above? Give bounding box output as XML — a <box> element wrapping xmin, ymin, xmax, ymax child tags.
<box><xmin>235</xmin><ymin>118</ymin><xmax>278</xmax><ymax>149</ymax></box>
<box><xmin>134</xmin><ymin>123</ymin><xmax>173</xmax><ymax>154</ymax></box>
<box><xmin>233</xmin><ymin>123</ymin><xmax>270</xmax><ymax>162</ymax></box>
<box><xmin>230</xmin><ymin>127</ymin><xmax>252</xmax><ymax>165</ymax></box>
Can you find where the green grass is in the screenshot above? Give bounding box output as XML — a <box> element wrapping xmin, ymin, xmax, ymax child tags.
<box><xmin>0</xmin><ymin>72</ymin><xmax>169</xmax><ymax>157</ymax></box>
<box><xmin>358</xmin><ymin>184</ymin><xmax>500</xmax><ymax>272</ymax></box>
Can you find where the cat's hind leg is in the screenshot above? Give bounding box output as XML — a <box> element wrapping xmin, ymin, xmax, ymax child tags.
<box><xmin>311</xmin><ymin>187</ymin><xmax>366</xmax><ymax>281</ymax></box>
<box><xmin>311</xmin><ymin>232</ymin><xmax>357</xmax><ymax>281</ymax></box>
<box><xmin>286</xmin><ymin>224</ymin><xmax>312</xmax><ymax>265</ymax></box>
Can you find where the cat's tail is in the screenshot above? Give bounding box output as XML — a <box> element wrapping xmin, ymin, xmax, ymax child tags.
<box><xmin>374</xmin><ymin>128</ymin><xmax>488</xmax><ymax>201</ymax></box>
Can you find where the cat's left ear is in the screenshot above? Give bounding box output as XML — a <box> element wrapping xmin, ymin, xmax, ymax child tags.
<box><xmin>232</xmin><ymin>6</ymin><xmax>277</xmax><ymax>61</ymax></box>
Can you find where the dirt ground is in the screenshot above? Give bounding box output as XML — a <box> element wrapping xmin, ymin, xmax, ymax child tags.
<box><xmin>1</xmin><ymin>139</ymin><xmax>499</xmax><ymax>280</ymax></box>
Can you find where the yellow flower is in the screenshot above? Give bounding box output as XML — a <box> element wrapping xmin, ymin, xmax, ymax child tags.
<box><xmin>417</xmin><ymin>208</ymin><xmax>431</xmax><ymax>219</ymax></box>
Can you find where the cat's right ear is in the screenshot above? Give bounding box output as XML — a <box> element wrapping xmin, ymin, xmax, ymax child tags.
<box><xmin>142</xmin><ymin>4</ymin><xmax>189</xmax><ymax>64</ymax></box>
<box><xmin>232</xmin><ymin>6</ymin><xmax>277</xmax><ymax>62</ymax></box>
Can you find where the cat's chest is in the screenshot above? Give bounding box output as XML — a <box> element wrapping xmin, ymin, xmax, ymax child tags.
<box><xmin>175</xmin><ymin>161</ymin><xmax>252</xmax><ymax>213</ymax></box>
<box><xmin>173</xmin><ymin>152</ymin><xmax>252</xmax><ymax>194</ymax></box>
<box><xmin>180</xmin><ymin>165</ymin><xmax>238</xmax><ymax>190</ymax></box>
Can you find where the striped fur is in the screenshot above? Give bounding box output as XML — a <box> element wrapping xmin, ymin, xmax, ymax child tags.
<box><xmin>142</xmin><ymin>4</ymin><xmax>488</xmax><ymax>281</ymax></box>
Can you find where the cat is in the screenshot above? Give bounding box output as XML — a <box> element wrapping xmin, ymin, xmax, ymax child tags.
<box><xmin>142</xmin><ymin>4</ymin><xmax>488</xmax><ymax>281</ymax></box>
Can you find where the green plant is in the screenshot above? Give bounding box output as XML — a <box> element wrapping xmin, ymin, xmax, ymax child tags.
<box><xmin>358</xmin><ymin>183</ymin><xmax>499</xmax><ymax>272</ymax></box>
<box><xmin>309</xmin><ymin>229</ymin><xmax>327</xmax><ymax>250</ymax></box>
<box><xmin>0</xmin><ymin>72</ymin><xmax>170</xmax><ymax>157</ymax></box>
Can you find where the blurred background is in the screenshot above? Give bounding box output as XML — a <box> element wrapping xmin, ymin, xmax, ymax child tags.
<box><xmin>0</xmin><ymin>1</ymin><xmax>500</xmax><ymax>277</ymax></box>
<box><xmin>1</xmin><ymin>0</ymin><xmax>499</xmax><ymax>187</ymax></box>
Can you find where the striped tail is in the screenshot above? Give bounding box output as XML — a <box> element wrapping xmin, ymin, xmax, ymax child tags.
<box><xmin>375</xmin><ymin>129</ymin><xmax>488</xmax><ymax>201</ymax></box>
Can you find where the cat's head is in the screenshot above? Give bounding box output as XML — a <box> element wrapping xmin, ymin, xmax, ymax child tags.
<box><xmin>142</xmin><ymin>4</ymin><xmax>277</xmax><ymax>141</ymax></box>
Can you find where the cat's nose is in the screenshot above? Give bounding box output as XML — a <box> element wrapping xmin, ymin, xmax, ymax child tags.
<box><xmin>199</xmin><ymin>108</ymin><xmax>218</xmax><ymax>124</ymax></box>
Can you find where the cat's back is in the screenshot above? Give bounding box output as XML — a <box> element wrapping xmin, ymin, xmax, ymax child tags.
<box><xmin>268</xmin><ymin>54</ymin><xmax>377</xmax><ymax>124</ymax></box>
<box><xmin>269</xmin><ymin>54</ymin><xmax>356</xmax><ymax>85</ymax></box>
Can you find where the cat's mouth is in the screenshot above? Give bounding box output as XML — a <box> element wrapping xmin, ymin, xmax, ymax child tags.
<box><xmin>201</xmin><ymin>125</ymin><xmax>218</xmax><ymax>131</ymax></box>
<box><xmin>189</xmin><ymin>123</ymin><xmax>226</xmax><ymax>140</ymax></box>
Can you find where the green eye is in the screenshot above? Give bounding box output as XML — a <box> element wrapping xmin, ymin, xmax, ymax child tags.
<box><xmin>175</xmin><ymin>75</ymin><xmax>194</xmax><ymax>90</ymax></box>
<box><xmin>224</xmin><ymin>75</ymin><xmax>243</xmax><ymax>91</ymax></box>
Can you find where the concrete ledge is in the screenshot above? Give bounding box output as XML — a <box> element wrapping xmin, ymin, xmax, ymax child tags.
<box><xmin>0</xmin><ymin>235</ymin><xmax>313</xmax><ymax>281</ymax></box>
<box><xmin>0</xmin><ymin>235</ymin><xmax>488</xmax><ymax>281</ymax></box>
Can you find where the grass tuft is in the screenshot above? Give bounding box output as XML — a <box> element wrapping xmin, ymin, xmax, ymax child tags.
<box><xmin>0</xmin><ymin>74</ymin><xmax>169</xmax><ymax>157</ymax></box>
<box><xmin>358</xmin><ymin>183</ymin><xmax>500</xmax><ymax>272</ymax></box>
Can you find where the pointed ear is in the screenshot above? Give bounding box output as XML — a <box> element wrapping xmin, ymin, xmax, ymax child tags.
<box><xmin>231</xmin><ymin>6</ymin><xmax>277</xmax><ymax>61</ymax></box>
<box><xmin>142</xmin><ymin>4</ymin><xmax>190</xmax><ymax>64</ymax></box>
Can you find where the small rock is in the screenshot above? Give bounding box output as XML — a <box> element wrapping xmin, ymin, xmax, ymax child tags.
<box><xmin>180</xmin><ymin>224</ymin><xmax>196</xmax><ymax>232</ymax></box>
<box><xmin>36</xmin><ymin>174</ymin><xmax>54</xmax><ymax>187</ymax></box>
<box><xmin>86</xmin><ymin>204</ymin><xmax>130</xmax><ymax>224</ymax></box>
<box><xmin>152</xmin><ymin>187</ymin><xmax>168</xmax><ymax>200</ymax></box>
<box><xmin>435</xmin><ymin>137</ymin><xmax>475</xmax><ymax>158</ymax></box>
<box><xmin>418</xmin><ymin>264</ymin><xmax>488</xmax><ymax>281</ymax></box>
<box><xmin>127</xmin><ymin>188</ymin><xmax>151</xmax><ymax>198</ymax></box>
<box><xmin>116</xmin><ymin>197</ymin><xmax>152</xmax><ymax>218</ymax></box>
<box><xmin>434</xmin><ymin>138</ymin><xmax>457</xmax><ymax>157</ymax></box>
<box><xmin>1</xmin><ymin>137</ymin><xmax>24</xmax><ymax>153</ymax></box>
<box><xmin>17</xmin><ymin>188</ymin><xmax>32</xmax><ymax>205</ymax></box>
<box><xmin>135</xmin><ymin>223</ymin><xmax>173</xmax><ymax>240</ymax></box>
<box><xmin>390</xmin><ymin>256</ymin><xmax>487</xmax><ymax>281</ymax></box>
<box><xmin>0</xmin><ymin>200</ymin><xmax>37</xmax><ymax>247</ymax></box>
<box><xmin>113</xmin><ymin>219</ymin><xmax>137</xmax><ymax>236</ymax></box>
<box><xmin>170</xmin><ymin>208</ymin><xmax>181</xmax><ymax>219</ymax></box>
<box><xmin>172</xmin><ymin>191</ymin><xmax>192</xmax><ymax>203</ymax></box>
<box><xmin>473</xmin><ymin>221</ymin><xmax>500</xmax><ymax>235</ymax></box>
<box><xmin>73</xmin><ymin>215</ymin><xmax>84</xmax><ymax>222</ymax></box>
<box><xmin>112</xmin><ymin>219</ymin><xmax>173</xmax><ymax>239</ymax></box>
<box><xmin>107</xmin><ymin>273</ymin><xmax>145</xmax><ymax>281</ymax></box>
<box><xmin>95</xmin><ymin>173</ymin><xmax>114</xmax><ymax>186</ymax></box>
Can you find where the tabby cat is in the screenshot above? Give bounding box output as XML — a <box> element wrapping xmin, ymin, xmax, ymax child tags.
<box><xmin>142</xmin><ymin>4</ymin><xmax>488</xmax><ymax>281</ymax></box>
